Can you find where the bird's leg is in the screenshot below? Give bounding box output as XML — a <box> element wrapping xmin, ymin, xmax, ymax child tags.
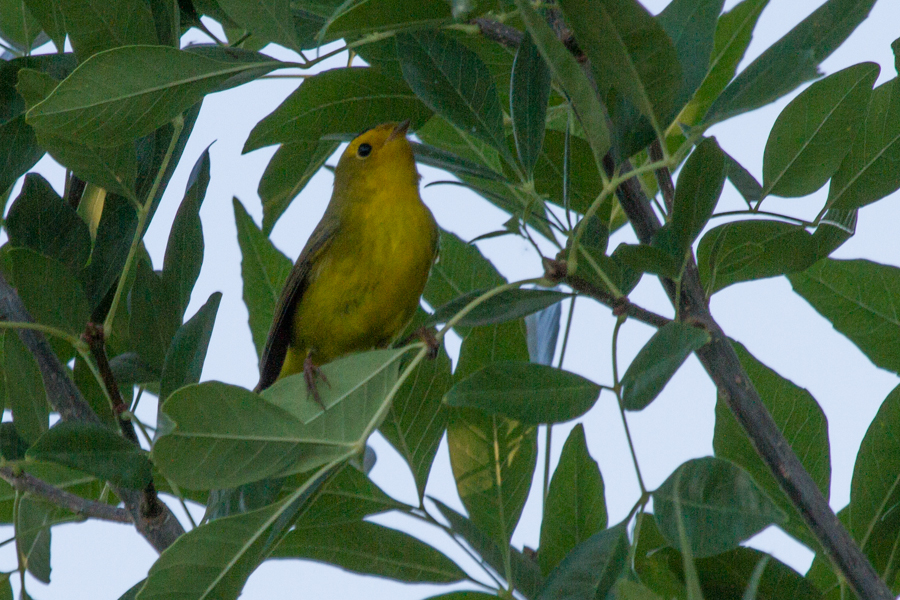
<box><xmin>399</xmin><ymin>326</ymin><xmax>441</xmax><ymax>359</ymax></box>
<box><xmin>303</xmin><ymin>350</ymin><xmax>329</xmax><ymax>409</ymax></box>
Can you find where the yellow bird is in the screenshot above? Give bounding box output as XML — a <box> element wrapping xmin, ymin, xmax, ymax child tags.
<box><xmin>254</xmin><ymin>121</ymin><xmax>439</xmax><ymax>397</ymax></box>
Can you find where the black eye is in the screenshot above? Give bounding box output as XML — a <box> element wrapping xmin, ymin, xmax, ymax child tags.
<box><xmin>357</xmin><ymin>143</ymin><xmax>372</xmax><ymax>157</ymax></box>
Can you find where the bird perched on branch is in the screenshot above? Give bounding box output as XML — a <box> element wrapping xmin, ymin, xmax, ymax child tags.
<box><xmin>254</xmin><ymin>121</ymin><xmax>439</xmax><ymax>402</ymax></box>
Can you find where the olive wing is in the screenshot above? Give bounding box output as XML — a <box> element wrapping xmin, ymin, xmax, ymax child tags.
<box><xmin>254</xmin><ymin>218</ymin><xmax>338</xmax><ymax>392</ymax></box>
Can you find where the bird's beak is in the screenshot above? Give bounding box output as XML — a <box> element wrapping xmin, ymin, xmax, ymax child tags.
<box><xmin>387</xmin><ymin>119</ymin><xmax>411</xmax><ymax>141</ymax></box>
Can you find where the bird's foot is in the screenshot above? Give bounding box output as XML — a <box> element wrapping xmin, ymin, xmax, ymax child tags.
<box><xmin>417</xmin><ymin>326</ymin><xmax>440</xmax><ymax>360</ymax></box>
<box><xmin>303</xmin><ymin>355</ymin><xmax>330</xmax><ymax>409</ymax></box>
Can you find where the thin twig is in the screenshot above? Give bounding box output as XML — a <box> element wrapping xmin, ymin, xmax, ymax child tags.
<box><xmin>82</xmin><ymin>323</ymin><xmax>168</xmax><ymax>523</ymax></box>
<box><xmin>0</xmin><ymin>468</ymin><xmax>131</xmax><ymax>524</ymax></box>
<box><xmin>542</xmin><ymin>258</ymin><xmax>671</xmax><ymax>329</ymax></box>
<box><xmin>648</xmin><ymin>140</ymin><xmax>674</xmax><ymax>214</ymax></box>
<box><xmin>473</xmin><ymin>18</ymin><xmax>522</xmax><ymax>47</ymax></box>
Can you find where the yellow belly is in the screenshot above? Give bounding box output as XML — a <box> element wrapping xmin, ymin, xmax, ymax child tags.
<box><xmin>279</xmin><ymin>194</ymin><xmax>436</xmax><ymax>377</ymax></box>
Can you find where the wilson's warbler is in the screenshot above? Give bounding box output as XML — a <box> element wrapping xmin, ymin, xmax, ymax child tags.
<box><xmin>254</xmin><ymin>121</ymin><xmax>439</xmax><ymax>397</ymax></box>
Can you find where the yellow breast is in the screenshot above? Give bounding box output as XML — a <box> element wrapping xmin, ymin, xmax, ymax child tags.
<box><xmin>278</xmin><ymin>122</ymin><xmax>437</xmax><ymax>378</ymax></box>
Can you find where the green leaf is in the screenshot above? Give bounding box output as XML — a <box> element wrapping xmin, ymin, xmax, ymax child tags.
<box><xmin>539</xmin><ymin>424</ymin><xmax>606</xmax><ymax>577</ymax></box>
<box><xmin>423</xmin><ymin>229</ymin><xmax>504</xmax><ymax>312</ymax></box>
<box><xmin>558</xmin><ymin>0</ymin><xmax>681</xmax><ymax>133</ymax></box>
<box><xmin>216</xmin><ymin>0</ymin><xmax>299</xmax><ymax>51</ymax></box>
<box><xmin>82</xmin><ymin>193</ymin><xmax>138</xmax><ymax>309</ymax></box>
<box><xmin>657</xmin><ymin>0</ymin><xmax>724</xmax><ymax>121</ymax></box>
<box><xmin>848</xmin><ymin>384</ymin><xmax>900</xmax><ymax>583</ymax></box>
<box><xmin>27</xmin><ymin>46</ymin><xmax>281</xmax><ymax>147</ymax></box>
<box><xmin>533</xmin><ymin>130</ymin><xmax>603</xmax><ymax>215</ymax></box>
<box><xmin>410</xmin><ymin>141</ymin><xmax>505</xmax><ymax>182</ymax></box>
<box><xmin>380</xmin><ymin>346</ymin><xmax>452</xmax><ymax>501</ymax></box>
<box><xmin>789</xmin><ymin>258</ymin><xmax>900</xmax><ymax>375</ymax></box>
<box><xmin>293</xmin><ymin>464</ymin><xmax>403</xmax><ymax>527</ymax></box>
<box><xmin>682</xmin><ymin>0</ymin><xmax>768</xmax><ymax>127</ymax></box>
<box><xmin>653</xmin><ymin>456</ymin><xmax>785</xmax><ymax>558</ymax></box>
<box><xmin>705</xmin><ymin>0</ymin><xmax>876</xmax><ymax>125</ymax></box>
<box><xmin>446</xmin><ymin>361</ymin><xmax>600</xmax><ymax>424</ymax></box>
<box><xmin>0</xmin><ymin>115</ymin><xmax>43</xmax><ymax>195</ymax></box>
<box><xmin>15</xmin><ymin>68</ymin><xmax>140</xmax><ymax>201</ymax></box>
<box><xmin>613</xmin><ymin>242</ymin><xmax>682</xmax><ymax>280</ymax></box>
<box><xmin>616</xmin><ymin>580</ymin><xmax>664</xmax><ymax>600</ymax></box>
<box><xmin>2</xmin><ymin>248</ymin><xmax>90</xmax><ymax>345</ymax></box>
<box><xmin>56</xmin><ymin>0</ymin><xmax>157</xmax><ymax>59</ymax></box>
<box><xmin>129</xmin><ymin>259</ymin><xmax>181</xmax><ymax>374</ymax></box>
<box><xmin>258</xmin><ymin>140</ymin><xmax>338</xmax><ymax>234</ymax></box>
<box><xmin>397</xmin><ymin>30</ymin><xmax>509</xmax><ymax>159</ymax></box>
<box><xmin>5</xmin><ymin>173</ymin><xmax>91</xmax><ymax>272</ymax></box>
<box><xmin>135</xmin><ymin>97</ymin><xmax>202</xmax><ymax>219</ymax></box>
<box><xmin>233</xmin><ymin>197</ymin><xmax>292</xmax><ymax>361</ymax></box>
<box><xmin>136</xmin><ymin>473</ymin><xmax>329</xmax><ymax>600</ymax></box>
<box><xmin>510</xmin><ymin>32</ymin><xmax>551</xmax><ymax>176</ymax></box>
<box><xmin>671</xmin><ymin>137</ymin><xmax>726</xmax><ymax>256</ymax></box>
<box><xmin>714</xmin><ymin>342</ymin><xmax>830</xmax><ymax>551</ymax></box>
<box><xmin>514</xmin><ymin>0</ymin><xmax>610</xmax><ymax>168</ymax></box>
<box><xmin>724</xmin><ymin>150</ymin><xmax>762</xmax><ymax>206</ymax></box>
<box><xmin>695</xmin><ymin>546</ymin><xmax>822</xmax><ymax>600</ymax></box>
<box><xmin>16</xmin><ymin>497</ymin><xmax>57</xmax><ymax>584</ymax></box>
<box><xmin>323</xmin><ymin>0</ymin><xmax>451</xmax><ymax>41</ymax></box>
<box><xmin>431</xmin><ymin>498</ymin><xmax>543</xmax><ymax>598</ymax></box>
<box><xmin>447</xmin><ymin>404</ymin><xmax>536</xmax><ymax>547</ymax></box>
<box><xmin>245</xmin><ymin>67</ymin><xmax>430</xmax><ymax>151</ymax></box>
<box><xmin>429</xmin><ymin>288</ymin><xmax>569</xmax><ymax>328</ymax></box>
<box><xmin>697</xmin><ymin>220</ymin><xmax>817</xmax><ymax>295</ymax></box>
<box><xmin>28</xmin><ymin>421</ymin><xmax>152</xmax><ymax>488</ymax></box>
<box><xmin>537</xmin><ymin>524</ymin><xmax>629</xmax><ymax>600</ymax></box>
<box><xmin>827</xmin><ymin>76</ymin><xmax>900</xmax><ymax>210</ymax></box>
<box><xmin>163</xmin><ymin>146</ymin><xmax>211</xmax><ymax>316</ymax></box>
<box><xmin>154</xmin><ymin>350</ymin><xmax>405</xmax><ymax>489</ymax></box>
<box><xmin>620</xmin><ymin>322</ymin><xmax>710</xmax><ymax>411</ymax></box>
<box><xmin>272</xmin><ymin>521</ymin><xmax>466</xmax><ymax>583</ymax></box>
<box><xmin>159</xmin><ymin>292</ymin><xmax>222</xmax><ymax>402</ymax></box>
<box><xmin>2</xmin><ymin>332</ymin><xmax>48</xmax><ymax>443</ymax></box>
<box><xmin>763</xmin><ymin>63</ymin><xmax>878</xmax><ymax>198</ymax></box>
<box><xmin>0</xmin><ymin>0</ymin><xmax>41</xmax><ymax>52</ymax></box>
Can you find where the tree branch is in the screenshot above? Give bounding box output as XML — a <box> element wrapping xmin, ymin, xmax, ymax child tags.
<box><xmin>542</xmin><ymin>257</ymin><xmax>671</xmax><ymax>329</ymax></box>
<box><xmin>0</xmin><ymin>467</ymin><xmax>131</xmax><ymax>524</ymax></box>
<box><xmin>469</xmin><ymin>11</ymin><xmax>893</xmax><ymax>598</ymax></box>
<box><xmin>611</xmin><ymin>157</ymin><xmax>892</xmax><ymax>600</ymax></box>
<box><xmin>0</xmin><ymin>273</ymin><xmax>185</xmax><ymax>553</ymax></box>
<box><xmin>83</xmin><ymin>323</ymin><xmax>169</xmax><ymax>526</ymax></box>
